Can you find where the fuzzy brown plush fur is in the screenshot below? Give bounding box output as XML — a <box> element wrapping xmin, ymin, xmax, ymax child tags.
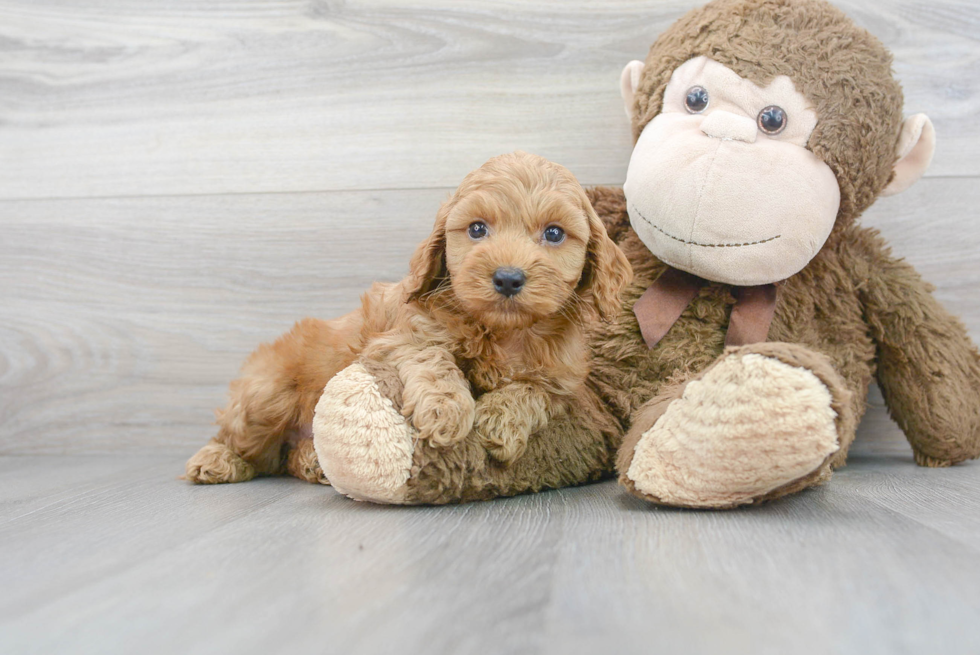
<box><xmin>185</xmin><ymin>151</ymin><xmax>630</xmax><ymax>484</ymax></box>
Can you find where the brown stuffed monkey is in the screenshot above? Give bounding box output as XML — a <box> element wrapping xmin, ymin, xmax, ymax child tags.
<box><xmin>594</xmin><ymin>0</ymin><xmax>980</xmax><ymax>507</ymax></box>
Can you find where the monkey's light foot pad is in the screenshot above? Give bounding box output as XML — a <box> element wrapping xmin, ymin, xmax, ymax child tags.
<box><xmin>313</xmin><ymin>363</ymin><xmax>415</xmax><ymax>504</ymax></box>
<box><xmin>627</xmin><ymin>352</ymin><xmax>840</xmax><ymax>508</ymax></box>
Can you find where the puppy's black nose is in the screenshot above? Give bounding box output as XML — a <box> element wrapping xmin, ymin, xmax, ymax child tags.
<box><xmin>492</xmin><ymin>267</ymin><xmax>526</xmax><ymax>297</ymax></box>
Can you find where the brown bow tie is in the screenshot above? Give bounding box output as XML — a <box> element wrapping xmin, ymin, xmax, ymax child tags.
<box><xmin>633</xmin><ymin>268</ymin><xmax>778</xmax><ymax>349</ymax></box>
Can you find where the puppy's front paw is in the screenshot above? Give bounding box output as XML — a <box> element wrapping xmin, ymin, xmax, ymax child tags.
<box><xmin>408</xmin><ymin>388</ymin><xmax>476</xmax><ymax>447</ymax></box>
<box><xmin>474</xmin><ymin>400</ymin><xmax>531</xmax><ymax>465</ymax></box>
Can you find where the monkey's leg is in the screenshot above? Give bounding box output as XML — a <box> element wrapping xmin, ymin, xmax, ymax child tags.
<box><xmin>855</xmin><ymin>241</ymin><xmax>980</xmax><ymax>467</ymax></box>
<box><xmin>185</xmin><ymin>314</ymin><xmax>362</xmax><ymax>484</ymax></box>
<box><xmin>312</xmin><ymin>362</ymin><xmax>619</xmax><ymax>504</ymax></box>
<box><xmin>616</xmin><ymin>343</ymin><xmax>857</xmax><ymax>509</ymax></box>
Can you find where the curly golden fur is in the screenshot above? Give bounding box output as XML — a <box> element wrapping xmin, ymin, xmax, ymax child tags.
<box><xmin>184</xmin><ymin>151</ymin><xmax>631</xmax><ymax>482</ymax></box>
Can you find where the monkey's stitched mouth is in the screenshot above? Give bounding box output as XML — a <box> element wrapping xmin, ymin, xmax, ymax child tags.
<box><xmin>628</xmin><ymin>202</ymin><xmax>781</xmax><ymax>248</ymax></box>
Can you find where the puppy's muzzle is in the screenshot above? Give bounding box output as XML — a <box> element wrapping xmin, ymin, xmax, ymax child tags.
<box><xmin>492</xmin><ymin>267</ymin><xmax>526</xmax><ymax>297</ymax></box>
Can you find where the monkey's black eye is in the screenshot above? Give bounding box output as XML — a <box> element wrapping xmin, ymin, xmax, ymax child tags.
<box><xmin>468</xmin><ymin>221</ymin><xmax>488</xmax><ymax>240</ymax></box>
<box><xmin>543</xmin><ymin>225</ymin><xmax>565</xmax><ymax>244</ymax></box>
<box><xmin>685</xmin><ymin>86</ymin><xmax>709</xmax><ymax>113</ymax></box>
<box><xmin>758</xmin><ymin>105</ymin><xmax>787</xmax><ymax>135</ymax></box>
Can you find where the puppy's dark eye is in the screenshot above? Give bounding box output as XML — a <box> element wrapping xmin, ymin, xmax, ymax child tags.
<box><xmin>758</xmin><ymin>105</ymin><xmax>787</xmax><ymax>135</ymax></box>
<box><xmin>468</xmin><ymin>222</ymin><xmax>488</xmax><ymax>240</ymax></box>
<box><xmin>543</xmin><ymin>226</ymin><xmax>565</xmax><ymax>244</ymax></box>
<box><xmin>685</xmin><ymin>86</ymin><xmax>709</xmax><ymax>113</ymax></box>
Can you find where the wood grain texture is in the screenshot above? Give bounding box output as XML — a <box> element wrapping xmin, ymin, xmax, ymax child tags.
<box><xmin>1</xmin><ymin>436</ymin><xmax>979</xmax><ymax>655</ymax></box>
<box><xmin>0</xmin><ymin>188</ymin><xmax>445</xmax><ymax>454</ymax></box>
<box><xmin>0</xmin><ymin>0</ymin><xmax>977</xmax><ymax>200</ymax></box>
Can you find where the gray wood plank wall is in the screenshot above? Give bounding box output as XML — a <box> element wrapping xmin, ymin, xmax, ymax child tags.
<box><xmin>1</xmin><ymin>0</ymin><xmax>978</xmax><ymax>456</ymax></box>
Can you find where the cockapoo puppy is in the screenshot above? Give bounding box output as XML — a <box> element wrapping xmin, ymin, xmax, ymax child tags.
<box><xmin>185</xmin><ymin>151</ymin><xmax>632</xmax><ymax>483</ymax></box>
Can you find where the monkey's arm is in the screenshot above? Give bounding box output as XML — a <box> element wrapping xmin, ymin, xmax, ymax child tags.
<box><xmin>850</xmin><ymin>230</ymin><xmax>980</xmax><ymax>466</ymax></box>
<box><xmin>474</xmin><ymin>382</ymin><xmax>567</xmax><ymax>465</ymax></box>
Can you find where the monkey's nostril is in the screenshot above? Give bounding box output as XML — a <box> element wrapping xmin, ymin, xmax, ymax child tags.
<box><xmin>492</xmin><ymin>267</ymin><xmax>526</xmax><ymax>297</ymax></box>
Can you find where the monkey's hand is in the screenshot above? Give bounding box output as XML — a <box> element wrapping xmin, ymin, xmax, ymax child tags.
<box><xmin>475</xmin><ymin>383</ymin><xmax>556</xmax><ymax>465</ymax></box>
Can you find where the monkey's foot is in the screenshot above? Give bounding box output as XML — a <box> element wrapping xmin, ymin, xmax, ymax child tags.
<box><xmin>312</xmin><ymin>363</ymin><xmax>415</xmax><ymax>504</ymax></box>
<box><xmin>619</xmin><ymin>344</ymin><xmax>851</xmax><ymax>508</ymax></box>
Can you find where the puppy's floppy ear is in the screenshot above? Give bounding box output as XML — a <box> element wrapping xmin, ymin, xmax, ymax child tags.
<box><xmin>404</xmin><ymin>199</ymin><xmax>451</xmax><ymax>302</ymax></box>
<box><xmin>578</xmin><ymin>200</ymin><xmax>632</xmax><ymax>321</ymax></box>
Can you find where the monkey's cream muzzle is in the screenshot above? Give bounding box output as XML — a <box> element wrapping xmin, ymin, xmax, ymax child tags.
<box><xmin>623</xmin><ymin>57</ymin><xmax>841</xmax><ymax>286</ymax></box>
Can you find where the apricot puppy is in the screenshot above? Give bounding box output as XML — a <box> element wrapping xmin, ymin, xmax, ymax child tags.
<box><xmin>361</xmin><ymin>151</ymin><xmax>632</xmax><ymax>463</ymax></box>
<box><xmin>184</xmin><ymin>151</ymin><xmax>630</xmax><ymax>483</ymax></box>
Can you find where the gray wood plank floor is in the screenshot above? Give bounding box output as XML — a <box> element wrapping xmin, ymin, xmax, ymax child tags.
<box><xmin>1</xmin><ymin>0</ymin><xmax>979</xmax><ymax>652</ymax></box>
<box><xmin>2</xmin><ymin>418</ymin><xmax>980</xmax><ymax>655</ymax></box>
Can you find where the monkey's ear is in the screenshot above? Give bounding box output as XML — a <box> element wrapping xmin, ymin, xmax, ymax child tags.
<box><xmin>620</xmin><ymin>60</ymin><xmax>645</xmax><ymax>121</ymax></box>
<box><xmin>881</xmin><ymin>114</ymin><xmax>936</xmax><ymax>197</ymax></box>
